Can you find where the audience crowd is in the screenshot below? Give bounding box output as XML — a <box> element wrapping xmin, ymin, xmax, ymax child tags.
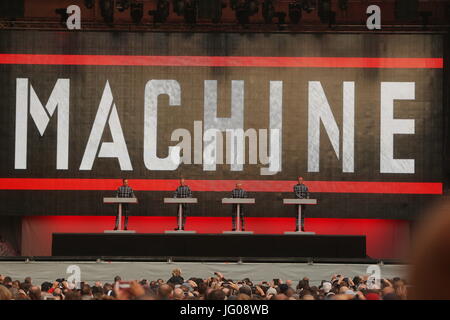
<box><xmin>0</xmin><ymin>269</ymin><xmax>408</xmax><ymax>300</ymax></box>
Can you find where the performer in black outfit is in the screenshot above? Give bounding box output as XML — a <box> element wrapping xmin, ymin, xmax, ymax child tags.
<box><xmin>173</xmin><ymin>178</ymin><xmax>192</xmax><ymax>230</ymax></box>
<box><xmin>293</xmin><ymin>177</ymin><xmax>309</xmax><ymax>232</ymax></box>
<box><xmin>114</xmin><ymin>178</ymin><xmax>135</xmax><ymax>230</ymax></box>
<box><xmin>231</xmin><ymin>183</ymin><xmax>248</xmax><ymax>231</ymax></box>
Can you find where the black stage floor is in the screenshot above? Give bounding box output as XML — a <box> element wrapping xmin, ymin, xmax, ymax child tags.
<box><xmin>52</xmin><ymin>233</ymin><xmax>366</xmax><ymax>259</ymax></box>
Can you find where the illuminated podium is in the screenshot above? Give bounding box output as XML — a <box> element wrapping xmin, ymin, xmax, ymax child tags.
<box><xmin>103</xmin><ymin>197</ymin><xmax>138</xmax><ymax>233</ymax></box>
<box><xmin>164</xmin><ymin>198</ymin><xmax>197</xmax><ymax>234</ymax></box>
<box><xmin>222</xmin><ymin>198</ymin><xmax>255</xmax><ymax>235</ymax></box>
<box><xmin>282</xmin><ymin>199</ymin><xmax>317</xmax><ymax>235</ymax></box>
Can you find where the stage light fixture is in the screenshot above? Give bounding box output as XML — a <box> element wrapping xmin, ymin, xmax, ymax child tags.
<box><xmin>130</xmin><ymin>1</ymin><xmax>144</xmax><ymax>24</ymax></box>
<box><xmin>149</xmin><ymin>0</ymin><xmax>170</xmax><ymax>23</ymax></box>
<box><xmin>288</xmin><ymin>1</ymin><xmax>302</xmax><ymax>24</ymax></box>
<box><xmin>100</xmin><ymin>0</ymin><xmax>114</xmax><ymax>23</ymax></box>
<box><xmin>262</xmin><ymin>0</ymin><xmax>275</xmax><ymax>24</ymax></box>
<box><xmin>84</xmin><ymin>0</ymin><xmax>95</xmax><ymax>9</ymax></box>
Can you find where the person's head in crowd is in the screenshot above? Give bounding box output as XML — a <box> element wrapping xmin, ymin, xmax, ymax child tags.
<box><xmin>24</xmin><ymin>277</ymin><xmax>32</xmax><ymax>284</ymax></box>
<box><xmin>41</xmin><ymin>281</ymin><xmax>52</xmax><ymax>293</ymax></box>
<box><xmin>285</xmin><ymin>287</ymin><xmax>295</xmax><ymax>298</ymax></box>
<box><xmin>103</xmin><ymin>283</ymin><xmax>114</xmax><ymax>296</ymax></box>
<box><xmin>383</xmin><ymin>292</ymin><xmax>401</xmax><ymax>300</ymax></box>
<box><xmin>321</xmin><ymin>281</ymin><xmax>332</xmax><ymax>293</ymax></box>
<box><xmin>274</xmin><ymin>294</ymin><xmax>288</xmax><ymax>300</ymax></box>
<box><xmin>53</xmin><ymin>287</ymin><xmax>64</xmax><ymax>300</ymax></box>
<box><xmin>339</xmin><ymin>286</ymin><xmax>349</xmax><ymax>294</ymax></box>
<box><xmin>2</xmin><ymin>276</ymin><xmax>12</xmax><ymax>288</ymax></box>
<box><xmin>113</xmin><ymin>276</ymin><xmax>121</xmax><ymax>283</ymax></box>
<box><xmin>296</xmin><ymin>279</ymin><xmax>310</xmax><ymax>291</ymax></box>
<box><xmin>237</xmin><ymin>293</ymin><xmax>251</xmax><ymax>300</ymax></box>
<box><xmin>80</xmin><ymin>284</ymin><xmax>93</xmax><ymax>300</ymax></box>
<box><xmin>222</xmin><ymin>287</ymin><xmax>231</xmax><ymax>297</ymax></box>
<box><xmin>64</xmin><ymin>291</ymin><xmax>81</xmax><ymax>300</ymax></box>
<box><xmin>158</xmin><ymin>284</ymin><xmax>173</xmax><ymax>300</ymax></box>
<box><xmin>238</xmin><ymin>284</ymin><xmax>252</xmax><ymax>297</ymax></box>
<box><xmin>11</xmin><ymin>280</ymin><xmax>20</xmax><ymax>289</ymax></box>
<box><xmin>279</xmin><ymin>283</ymin><xmax>289</xmax><ymax>294</ymax></box>
<box><xmin>28</xmin><ymin>286</ymin><xmax>41</xmax><ymax>300</ymax></box>
<box><xmin>173</xmin><ymin>287</ymin><xmax>184</xmax><ymax>300</ymax></box>
<box><xmin>92</xmin><ymin>285</ymin><xmax>104</xmax><ymax>298</ymax></box>
<box><xmin>0</xmin><ymin>285</ymin><xmax>12</xmax><ymax>300</ymax></box>
<box><xmin>172</xmin><ymin>268</ymin><xmax>182</xmax><ymax>277</ymax></box>
<box><xmin>20</xmin><ymin>282</ymin><xmax>31</xmax><ymax>293</ymax></box>
<box><xmin>168</xmin><ymin>268</ymin><xmax>184</xmax><ymax>285</ymax></box>
<box><xmin>207</xmin><ymin>289</ymin><xmax>226</xmax><ymax>300</ymax></box>
<box><xmin>352</xmin><ymin>276</ymin><xmax>362</xmax><ymax>287</ymax></box>
<box><xmin>197</xmin><ymin>282</ymin><xmax>208</xmax><ymax>296</ymax></box>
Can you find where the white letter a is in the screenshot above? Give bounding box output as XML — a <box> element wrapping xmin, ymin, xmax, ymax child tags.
<box><xmin>80</xmin><ymin>81</ymin><xmax>132</xmax><ymax>171</ymax></box>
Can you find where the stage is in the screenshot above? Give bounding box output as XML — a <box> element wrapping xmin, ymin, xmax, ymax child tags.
<box><xmin>52</xmin><ymin>233</ymin><xmax>367</xmax><ymax>259</ymax></box>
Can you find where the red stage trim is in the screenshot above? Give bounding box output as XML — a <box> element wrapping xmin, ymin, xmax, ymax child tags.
<box><xmin>0</xmin><ymin>178</ymin><xmax>442</xmax><ymax>194</ymax></box>
<box><xmin>0</xmin><ymin>54</ymin><xmax>443</xmax><ymax>68</ymax></box>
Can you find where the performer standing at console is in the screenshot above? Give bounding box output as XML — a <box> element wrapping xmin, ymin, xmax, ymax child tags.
<box><xmin>231</xmin><ymin>183</ymin><xmax>248</xmax><ymax>231</ymax></box>
<box><xmin>173</xmin><ymin>178</ymin><xmax>192</xmax><ymax>230</ymax></box>
<box><xmin>293</xmin><ymin>177</ymin><xmax>309</xmax><ymax>232</ymax></box>
<box><xmin>115</xmin><ymin>178</ymin><xmax>135</xmax><ymax>230</ymax></box>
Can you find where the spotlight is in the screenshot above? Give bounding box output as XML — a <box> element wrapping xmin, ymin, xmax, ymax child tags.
<box><xmin>84</xmin><ymin>0</ymin><xmax>95</xmax><ymax>9</ymax></box>
<box><xmin>130</xmin><ymin>1</ymin><xmax>144</xmax><ymax>24</ymax></box>
<box><xmin>100</xmin><ymin>0</ymin><xmax>114</xmax><ymax>23</ymax></box>
<box><xmin>262</xmin><ymin>0</ymin><xmax>275</xmax><ymax>24</ymax></box>
<box><xmin>116</xmin><ymin>0</ymin><xmax>130</xmax><ymax>12</ymax></box>
<box><xmin>55</xmin><ymin>8</ymin><xmax>69</xmax><ymax>25</ymax></box>
<box><xmin>289</xmin><ymin>1</ymin><xmax>302</xmax><ymax>24</ymax></box>
<box><xmin>149</xmin><ymin>0</ymin><xmax>170</xmax><ymax>23</ymax></box>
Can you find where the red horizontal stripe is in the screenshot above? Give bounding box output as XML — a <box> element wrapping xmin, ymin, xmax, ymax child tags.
<box><xmin>0</xmin><ymin>178</ymin><xmax>442</xmax><ymax>194</ymax></box>
<box><xmin>0</xmin><ymin>54</ymin><xmax>443</xmax><ymax>68</ymax></box>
